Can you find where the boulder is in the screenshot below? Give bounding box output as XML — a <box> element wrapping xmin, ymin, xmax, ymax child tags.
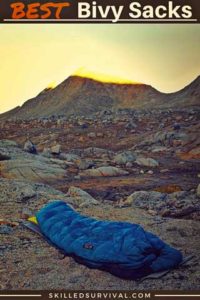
<box><xmin>51</xmin><ymin>144</ymin><xmax>61</xmax><ymax>155</ymax></box>
<box><xmin>113</xmin><ymin>151</ymin><xmax>136</xmax><ymax>165</ymax></box>
<box><xmin>67</xmin><ymin>186</ymin><xmax>99</xmax><ymax>207</ymax></box>
<box><xmin>0</xmin><ymin>150</ymin><xmax>10</xmax><ymax>161</ymax></box>
<box><xmin>140</xmin><ymin>131</ymin><xmax>188</xmax><ymax>148</ymax></box>
<box><xmin>76</xmin><ymin>159</ymin><xmax>95</xmax><ymax>170</ymax></box>
<box><xmin>151</xmin><ymin>146</ymin><xmax>168</xmax><ymax>153</ymax></box>
<box><xmin>123</xmin><ymin>191</ymin><xmax>164</xmax><ymax>207</ymax></box>
<box><xmin>0</xmin><ymin>142</ymin><xmax>66</xmax><ymax>182</ymax></box>
<box><xmin>79</xmin><ymin>123</ymin><xmax>89</xmax><ymax>129</ymax></box>
<box><xmin>24</xmin><ymin>140</ymin><xmax>37</xmax><ymax>154</ymax></box>
<box><xmin>18</xmin><ymin>186</ymin><xmax>36</xmax><ymax>201</ymax></box>
<box><xmin>87</xmin><ymin>132</ymin><xmax>96</xmax><ymax>139</ymax></box>
<box><xmin>83</xmin><ymin>147</ymin><xmax>114</xmax><ymax>158</ymax></box>
<box><xmin>122</xmin><ymin>190</ymin><xmax>199</xmax><ymax>219</ymax></box>
<box><xmin>42</xmin><ymin>147</ymin><xmax>52</xmax><ymax>158</ymax></box>
<box><xmin>80</xmin><ymin>166</ymin><xmax>129</xmax><ymax>178</ymax></box>
<box><xmin>60</xmin><ymin>153</ymin><xmax>80</xmax><ymax>162</ymax></box>
<box><xmin>21</xmin><ymin>207</ymin><xmax>34</xmax><ymax>219</ymax></box>
<box><xmin>136</xmin><ymin>157</ymin><xmax>159</xmax><ymax>167</ymax></box>
<box><xmin>96</xmin><ymin>132</ymin><xmax>104</xmax><ymax>138</ymax></box>
<box><xmin>0</xmin><ymin>156</ymin><xmax>66</xmax><ymax>182</ymax></box>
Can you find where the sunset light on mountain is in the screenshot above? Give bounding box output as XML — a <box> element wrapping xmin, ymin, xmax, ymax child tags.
<box><xmin>73</xmin><ymin>68</ymin><xmax>140</xmax><ymax>84</ymax></box>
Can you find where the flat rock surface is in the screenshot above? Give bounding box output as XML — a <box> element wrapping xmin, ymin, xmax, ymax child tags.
<box><xmin>0</xmin><ymin>142</ymin><xmax>67</xmax><ymax>182</ymax></box>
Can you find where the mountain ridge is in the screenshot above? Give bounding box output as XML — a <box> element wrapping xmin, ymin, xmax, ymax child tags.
<box><xmin>1</xmin><ymin>75</ymin><xmax>200</xmax><ymax>120</ymax></box>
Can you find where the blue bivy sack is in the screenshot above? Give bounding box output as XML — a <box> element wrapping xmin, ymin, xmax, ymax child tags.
<box><xmin>36</xmin><ymin>201</ymin><xmax>182</xmax><ymax>279</ymax></box>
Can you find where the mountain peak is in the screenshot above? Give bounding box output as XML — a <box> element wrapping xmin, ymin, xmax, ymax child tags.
<box><xmin>72</xmin><ymin>68</ymin><xmax>141</xmax><ymax>85</ymax></box>
<box><xmin>64</xmin><ymin>75</ymin><xmax>142</xmax><ymax>86</ymax></box>
<box><xmin>0</xmin><ymin>75</ymin><xmax>199</xmax><ymax>120</ymax></box>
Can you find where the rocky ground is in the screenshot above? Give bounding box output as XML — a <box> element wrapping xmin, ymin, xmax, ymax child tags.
<box><xmin>0</xmin><ymin>107</ymin><xmax>200</xmax><ymax>290</ymax></box>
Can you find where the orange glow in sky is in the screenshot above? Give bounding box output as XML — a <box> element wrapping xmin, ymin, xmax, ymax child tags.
<box><xmin>47</xmin><ymin>81</ymin><xmax>57</xmax><ymax>89</ymax></box>
<box><xmin>73</xmin><ymin>68</ymin><xmax>140</xmax><ymax>84</ymax></box>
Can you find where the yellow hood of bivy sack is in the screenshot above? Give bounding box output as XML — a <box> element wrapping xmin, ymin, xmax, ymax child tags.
<box><xmin>28</xmin><ymin>216</ymin><xmax>38</xmax><ymax>225</ymax></box>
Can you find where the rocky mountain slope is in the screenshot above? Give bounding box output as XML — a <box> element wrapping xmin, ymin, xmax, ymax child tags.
<box><xmin>0</xmin><ymin>75</ymin><xmax>199</xmax><ymax>120</ymax></box>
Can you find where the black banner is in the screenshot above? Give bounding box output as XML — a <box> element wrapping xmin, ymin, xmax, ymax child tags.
<box><xmin>0</xmin><ymin>0</ymin><xmax>199</xmax><ymax>23</ymax></box>
<box><xmin>0</xmin><ymin>291</ymin><xmax>200</xmax><ymax>300</ymax></box>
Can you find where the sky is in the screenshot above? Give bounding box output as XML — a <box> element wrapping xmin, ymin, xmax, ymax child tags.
<box><xmin>0</xmin><ymin>24</ymin><xmax>200</xmax><ymax>113</ymax></box>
